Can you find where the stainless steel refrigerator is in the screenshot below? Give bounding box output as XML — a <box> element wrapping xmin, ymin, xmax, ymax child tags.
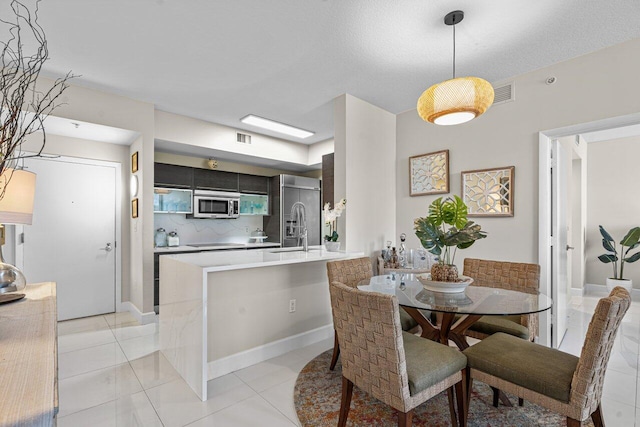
<box><xmin>264</xmin><ymin>175</ymin><xmax>321</xmax><ymax>247</ymax></box>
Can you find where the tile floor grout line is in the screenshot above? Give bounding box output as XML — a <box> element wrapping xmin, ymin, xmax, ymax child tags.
<box><xmin>258</xmin><ymin>383</ymin><xmax>302</xmax><ymax>426</ymax></box>
<box><xmin>56</xmin><ymin>397</ymin><xmax>121</xmax><ymax>420</ymax></box>
<box><xmin>57</xmin><ymin>358</ymin><xmax>131</xmax><ymax>382</ymax></box>
<box><xmin>141</xmin><ymin>388</ymin><xmax>167</xmax><ymax>427</ymax></box>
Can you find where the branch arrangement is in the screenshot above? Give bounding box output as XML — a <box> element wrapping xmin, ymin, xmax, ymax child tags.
<box><xmin>0</xmin><ymin>0</ymin><xmax>74</xmax><ymax>199</ymax></box>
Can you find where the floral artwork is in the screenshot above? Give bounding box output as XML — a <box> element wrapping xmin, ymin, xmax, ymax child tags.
<box><xmin>409</xmin><ymin>150</ymin><xmax>449</xmax><ymax>196</ymax></box>
<box><xmin>462</xmin><ymin>166</ymin><xmax>514</xmax><ymax>217</ymax></box>
<box><xmin>323</xmin><ymin>198</ymin><xmax>346</xmax><ymax>242</ymax></box>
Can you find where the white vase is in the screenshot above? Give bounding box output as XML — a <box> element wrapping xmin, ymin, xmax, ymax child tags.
<box><xmin>324</xmin><ymin>241</ymin><xmax>341</xmax><ymax>252</ymax></box>
<box><xmin>606</xmin><ymin>278</ymin><xmax>632</xmax><ymax>293</ymax></box>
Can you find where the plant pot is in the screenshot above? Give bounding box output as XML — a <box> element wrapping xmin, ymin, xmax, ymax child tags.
<box><xmin>606</xmin><ymin>278</ymin><xmax>632</xmax><ymax>293</ymax></box>
<box><xmin>430</xmin><ymin>263</ymin><xmax>459</xmax><ymax>282</ymax></box>
<box><xmin>324</xmin><ymin>241</ymin><xmax>341</xmax><ymax>252</ymax></box>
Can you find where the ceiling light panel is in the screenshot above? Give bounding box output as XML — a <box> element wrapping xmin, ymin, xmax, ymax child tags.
<box><xmin>240</xmin><ymin>115</ymin><xmax>314</xmax><ymax>139</ymax></box>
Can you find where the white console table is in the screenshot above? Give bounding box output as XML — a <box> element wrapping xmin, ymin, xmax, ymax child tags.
<box><xmin>0</xmin><ymin>282</ymin><xmax>58</xmax><ymax>427</ymax></box>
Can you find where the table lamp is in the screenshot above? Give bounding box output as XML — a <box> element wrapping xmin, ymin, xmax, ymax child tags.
<box><xmin>0</xmin><ymin>168</ymin><xmax>36</xmax><ymax>303</ymax></box>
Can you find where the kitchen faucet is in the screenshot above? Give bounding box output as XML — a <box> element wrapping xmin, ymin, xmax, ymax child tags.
<box><xmin>290</xmin><ymin>201</ymin><xmax>308</xmax><ymax>251</ymax></box>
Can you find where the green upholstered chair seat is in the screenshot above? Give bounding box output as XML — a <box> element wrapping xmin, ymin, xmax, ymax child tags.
<box><xmin>467</xmin><ymin>315</ymin><xmax>529</xmax><ymax>340</ymax></box>
<box><xmin>463</xmin><ymin>332</ymin><xmax>579</xmax><ymax>402</ymax></box>
<box><xmin>402</xmin><ymin>332</ymin><xmax>467</xmax><ymax>396</ymax></box>
<box><xmin>399</xmin><ymin>308</ymin><xmax>419</xmax><ymax>331</ymax></box>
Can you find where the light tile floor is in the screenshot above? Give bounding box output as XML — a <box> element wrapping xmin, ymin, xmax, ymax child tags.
<box><xmin>57</xmin><ymin>292</ymin><xmax>640</xmax><ymax>426</ymax></box>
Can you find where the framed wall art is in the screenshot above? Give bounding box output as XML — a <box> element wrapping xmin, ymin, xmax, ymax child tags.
<box><xmin>409</xmin><ymin>149</ymin><xmax>449</xmax><ymax>196</ymax></box>
<box><xmin>131</xmin><ymin>151</ymin><xmax>139</xmax><ymax>173</ymax></box>
<box><xmin>461</xmin><ymin>166</ymin><xmax>514</xmax><ymax>217</ymax></box>
<box><xmin>132</xmin><ymin>198</ymin><xmax>139</xmax><ymax>218</ymax></box>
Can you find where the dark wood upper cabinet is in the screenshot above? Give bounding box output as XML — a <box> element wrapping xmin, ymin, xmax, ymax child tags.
<box><xmin>239</xmin><ymin>174</ymin><xmax>269</xmax><ymax>195</ymax></box>
<box><xmin>154</xmin><ymin>163</ymin><xmax>194</xmax><ymax>188</ymax></box>
<box><xmin>193</xmin><ymin>168</ymin><xmax>239</xmax><ymax>192</ymax></box>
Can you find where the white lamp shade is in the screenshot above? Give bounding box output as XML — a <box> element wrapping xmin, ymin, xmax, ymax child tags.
<box><xmin>0</xmin><ymin>169</ymin><xmax>36</xmax><ymax>225</ymax></box>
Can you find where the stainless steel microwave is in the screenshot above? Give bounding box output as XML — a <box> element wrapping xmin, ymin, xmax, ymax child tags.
<box><xmin>193</xmin><ymin>190</ymin><xmax>240</xmax><ymax>219</ymax></box>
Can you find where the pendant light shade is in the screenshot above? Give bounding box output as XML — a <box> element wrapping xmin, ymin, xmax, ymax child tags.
<box><xmin>418</xmin><ymin>10</ymin><xmax>494</xmax><ymax>125</ymax></box>
<box><xmin>417</xmin><ymin>76</ymin><xmax>494</xmax><ymax>125</ymax></box>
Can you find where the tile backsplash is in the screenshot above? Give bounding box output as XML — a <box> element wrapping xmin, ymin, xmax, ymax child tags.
<box><xmin>154</xmin><ymin>214</ymin><xmax>266</xmax><ymax>244</ymax></box>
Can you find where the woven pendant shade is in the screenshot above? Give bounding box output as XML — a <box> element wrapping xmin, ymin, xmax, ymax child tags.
<box><xmin>418</xmin><ymin>76</ymin><xmax>495</xmax><ymax>125</ymax></box>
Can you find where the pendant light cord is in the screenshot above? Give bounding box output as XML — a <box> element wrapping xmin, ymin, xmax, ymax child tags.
<box><xmin>452</xmin><ymin>20</ymin><xmax>456</xmax><ymax>79</ymax></box>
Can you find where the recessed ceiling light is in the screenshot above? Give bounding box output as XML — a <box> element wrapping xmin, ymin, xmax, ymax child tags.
<box><xmin>240</xmin><ymin>115</ymin><xmax>314</xmax><ymax>139</ymax></box>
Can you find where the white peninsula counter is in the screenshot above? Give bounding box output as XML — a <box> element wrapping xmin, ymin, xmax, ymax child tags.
<box><xmin>159</xmin><ymin>246</ymin><xmax>363</xmax><ymax>400</ymax></box>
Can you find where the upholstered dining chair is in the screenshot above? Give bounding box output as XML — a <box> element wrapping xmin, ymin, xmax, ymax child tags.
<box><xmin>329</xmin><ymin>281</ymin><xmax>468</xmax><ymax>427</ymax></box>
<box><xmin>463</xmin><ymin>286</ymin><xmax>631</xmax><ymax>427</ymax></box>
<box><xmin>463</xmin><ymin>258</ymin><xmax>540</xmax><ymax>342</ymax></box>
<box><xmin>326</xmin><ymin>257</ymin><xmax>418</xmax><ymax>370</ymax></box>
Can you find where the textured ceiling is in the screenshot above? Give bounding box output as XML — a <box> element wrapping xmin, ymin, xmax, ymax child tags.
<box><xmin>28</xmin><ymin>0</ymin><xmax>640</xmax><ymax>145</ymax></box>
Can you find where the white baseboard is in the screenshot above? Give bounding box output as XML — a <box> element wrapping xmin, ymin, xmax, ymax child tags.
<box><xmin>208</xmin><ymin>324</ymin><xmax>333</xmax><ymax>380</ymax></box>
<box><xmin>570</xmin><ymin>287</ymin><xmax>585</xmax><ymax>297</ymax></box>
<box><xmin>121</xmin><ymin>301</ymin><xmax>157</xmax><ymax>325</ymax></box>
<box><xmin>585</xmin><ymin>283</ymin><xmax>640</xmax><ymax>299</ymax></box>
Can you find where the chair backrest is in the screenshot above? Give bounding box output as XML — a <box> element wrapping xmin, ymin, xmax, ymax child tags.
<box><xmin>326</xmin><ymin>257</ymin><xmax>373</xmax><ymax>288</ymax></box>
<box><xmin>329</xmin><ymin>281</ymin><xmax>411</xmax><ymax>409</ymax></box>
<box><xmin>463</xmin><ymin>258</ymin><xmax>540</xmax><ymax>295</ymax></box>
<box><xmin>570</xmin><ymin>286</ymin><xmax>631</xmax><ymax>419</ymax></box>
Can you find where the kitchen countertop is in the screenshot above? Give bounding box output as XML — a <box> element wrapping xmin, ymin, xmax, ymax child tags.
<box><xmin>154</xmin><ymin>242</ymin><xmax>280</xmax><ymax>253</ymax></box>
<box><xmin>161</xmin><ymin>245</ymin><xmax>363</xmax><ymax>272</ymax></box>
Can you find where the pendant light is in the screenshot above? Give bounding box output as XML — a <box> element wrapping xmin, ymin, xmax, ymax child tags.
<box><xmin>417</xmin><ymin>11</ymin><xmax>494</xmax><ymax>126</ymax></box>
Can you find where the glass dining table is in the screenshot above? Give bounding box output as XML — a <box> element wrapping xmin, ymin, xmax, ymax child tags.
<box><xmin>358</xmin><ymin>274</ymin><xmax>553</xmax><ymax>351</ymax></box>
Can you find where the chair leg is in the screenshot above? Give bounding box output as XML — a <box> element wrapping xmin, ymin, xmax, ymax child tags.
<box><xmin>398</xmin><ymin>410</ymin><xmax>413</xmax><ymax>427</ymax></box>
<box><xmin>518</xmin><ymin>397</ymin><xmax>524</xmax><ymax>406</ymax></box>
<box><xmin>591</xmin><ymin>404</ymin><xmax>605</xmax><ymax>427</ymax></box>
<box><xmin>330</xmin><ymin>330</ymin><xmax>340</xmax><ymax>371</ymax></box>
<box><xmin>465</xmin><ymin>368</ymin><xmax>473</xmax><ymax>419</ymax></box>
<box><xmin>566</xmin><ymin>417</ymin><xmax>582</xmax><ymax>427</ymax></box>
<box><xmin>338</xmin><ymin>376</ymin><xmax>353</xmax><ymax>427</ymax></box>
<box><xmin>454</xmin><ymin>369</ymin><xmax>467</xmax><ymax>427</ymax></box>
<box><xmin>447</xmin><ymin>387</ymin><xmax>458</xmax><ymax>427</ymax></box>
<box><xmin>491</xmin><ymin>386</ymin><xmax>499</xmax><ymax>407</ymax></box>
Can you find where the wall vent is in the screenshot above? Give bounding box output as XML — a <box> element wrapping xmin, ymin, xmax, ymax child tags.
<box><xmin>492</xmin><ymin>82</ymin><xmax>514</xmax><ymax>105</ymax></box>
<box><xmin>236</xmin><ymin>132</ymin><xmax>252</xmax><ymax>144</ymax></box>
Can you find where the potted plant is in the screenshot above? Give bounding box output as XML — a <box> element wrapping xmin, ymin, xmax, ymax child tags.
<box><xmin>597</xmin><ymin>225</ymin><xmax>640</xmax><ymax>292</ymax></box>
<box><xmin>323</xmin><ymin>198</ymin><xmax>346</xmax><ymax>251</ymax></box>
<box><xmin>414</xmin><ymin>195</ymin><xmax>487</xmax><ymax>282</ymax></box>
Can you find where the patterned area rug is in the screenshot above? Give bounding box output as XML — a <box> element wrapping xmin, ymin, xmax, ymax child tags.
<box><xmin>294</xmin><ymin>350</ymin><xmax>594</xmax><ymax>427</ymax></box>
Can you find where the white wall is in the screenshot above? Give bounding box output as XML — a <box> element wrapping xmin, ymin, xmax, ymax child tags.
<box><xmin>334</xmin><ymin>94</ymin><xmax>396</xmax><ymax>257</ymax></box>
<box><xmin>586</xmin><ymin>135</ymin><xmax>640</xmax><ymax>287</ymax></box>
<box><xmin>396</xmin><ymin>37</ymin><xmax>640</xmax><ymax>271</ymax></box>
<box><xmin>36</xmin><ymin>77</ymin><xmax>156</xmax><ymax>314</ymax></box>
<box><xmin>155</xmin><ymin>111</ymin><xmax>312</xmax><ymax>166</ymax></box>
<box><xmin>308</xmin><ymin>138</ymin><xmax>334</xmax><ymax>166</ymax></box>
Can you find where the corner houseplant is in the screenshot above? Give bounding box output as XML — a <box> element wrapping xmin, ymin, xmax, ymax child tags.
<box><xmin>414</xmin><ymin>195</ymin><xmax>487</xmax><ymax>282</ymax></box>
<box><xmin>597</xmin><ymin>225</ymin><xmax>640</xmax><ymax>292</ymax></box>
<box><xmin>323</xmin><ymin>198</ymin><xmax>346</xmax><ymax>251</ymax></box>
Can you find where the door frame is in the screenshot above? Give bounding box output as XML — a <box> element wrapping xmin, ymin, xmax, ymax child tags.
<box><xmin>538</xmin><ymin>111</ymin><xmax>640</xmax><ymax>347</ymax></box>
<box><xmin>15</xmin><ymin>154</ymin><xmax>123</xmax><ymax>313</ymax></box>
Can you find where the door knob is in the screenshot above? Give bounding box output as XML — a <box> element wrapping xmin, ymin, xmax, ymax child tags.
<box><xmin>101</xmin><ymin>243</ymin><xmax>113</xmax><ymax>252</ymax></box>
<box><xmin>566</xmin><ymin>245</ymin><xmax>575</xmax><ymax>251</ymax></box>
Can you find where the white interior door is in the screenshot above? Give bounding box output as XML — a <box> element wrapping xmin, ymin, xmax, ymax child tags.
<box><xmin>20</xmin><ymin>157</ymin><xmax>117</xmax><ymax>321</ymax></box>
<box><xmin>552</xmin><ymin>139</ymin><xmax>570</xmax><ymax>347</ymax></box>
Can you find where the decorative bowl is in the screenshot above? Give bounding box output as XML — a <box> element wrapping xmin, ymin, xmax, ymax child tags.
<box><xmin>416</xmin><ymin>274</ymin><xmax>474</xmax><ymax>293</ymax></box>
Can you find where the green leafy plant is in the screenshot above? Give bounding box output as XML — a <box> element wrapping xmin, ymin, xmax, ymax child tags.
<box><xmin>597</xmin><ymin>225</ymin><xmax>640</xmax><ymax>280</ymax></box>
<box><xmin>414</xmin><ymin>195</ymin><xmax>487</xmax><ymax>265</ymax></box>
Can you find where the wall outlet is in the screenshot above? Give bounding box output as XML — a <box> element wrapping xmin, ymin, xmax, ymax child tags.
<box><xmin>289</xmin><ymin>299</ymin><xmax>296</xmax><ymax>313</ymax></box>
